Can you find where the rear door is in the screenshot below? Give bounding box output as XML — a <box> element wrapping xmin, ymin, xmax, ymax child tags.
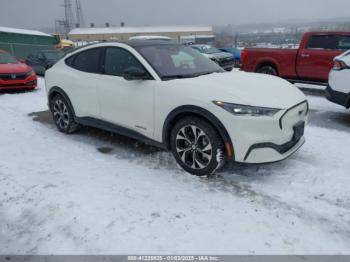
<box><xmin>65</xmin><ymin>47</ymin><xmax>103</xmax><ymax>118</ymax></box>
<box><xmin>296</xmin><ymin>34</ymin><xmax>347</xmax><ymax>81</ymax></box>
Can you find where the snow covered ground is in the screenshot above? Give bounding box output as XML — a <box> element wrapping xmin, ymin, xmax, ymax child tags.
<box><xmin>0</xmin><ymin>78</ymin><xmax>350</xmax><ymax>255</ymax></box>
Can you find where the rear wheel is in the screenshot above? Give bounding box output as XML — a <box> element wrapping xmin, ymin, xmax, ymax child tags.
<box><xmin>257</xmin><ymin>65</ymin><xmax>278</xmax><ymax>76</ymax></box>
<box><xmin>170</xmin><ymin>117</ymin><xmax>226</xmax><ymax>176</ymax></box>
<box><xmin>50</xmin><ymin>94</ymin><xmax>80</xmax><ymax>134</ymax></box>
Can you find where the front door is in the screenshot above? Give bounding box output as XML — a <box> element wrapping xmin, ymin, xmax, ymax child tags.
<box><xmin>98</xmin><ymin>47</ymin><xmax>155</xmax><ymax>138</ymax></box>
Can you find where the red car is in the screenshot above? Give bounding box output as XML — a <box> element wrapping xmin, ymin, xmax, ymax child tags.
<box><xmin>241</xmin><ymin>32</ymin><xmax>350</xmax><ymax>84</ymax></box>
<box><xmin>0</xmin><ymin>50</ymin><xmax>37</xmax><ymax>90</ymax></box>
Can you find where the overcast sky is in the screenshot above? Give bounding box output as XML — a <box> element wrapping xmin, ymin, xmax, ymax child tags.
<box><xmin>0</xmin><ymin>0</ymin><xmax>349</xmax><ymax>30</ymax></box>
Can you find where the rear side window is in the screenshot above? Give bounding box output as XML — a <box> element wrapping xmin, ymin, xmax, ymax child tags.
<box><xmin>307</xmin><ymin>35</ymin><xmax>338</xmax><ymax>50</ymax></box>
<box><xmin>66</xmin><ymin>48</ymin><xmax>102</xmax><ymax>73</ymax></box>
<box><xmin>104</xmin><ymin>47</ymin><xmax>147</xmax><ymax>76</ymax></box>
<box><xmin>338</xmin><ymin>36</ymin><xmax>350</xmax><ymax>50</ymax></box>
<box><xmin>307</xmin><ymin>35</ymin><xmax>350</xmax><ymax>50</ymax></box>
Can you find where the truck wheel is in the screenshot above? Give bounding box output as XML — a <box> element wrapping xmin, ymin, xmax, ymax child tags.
<box><xmin>257</xmin><ymin>65</ymin><xmax>278</xmax><ymax>76</ymax></box>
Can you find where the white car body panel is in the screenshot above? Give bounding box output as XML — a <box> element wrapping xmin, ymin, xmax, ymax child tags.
<box><xmin>329</xmin><ymin>51</ymin><xmax>350</xmax><ymax>94</ymax></box>
<box><xmin>45</xmin><ymin>42</ymin><xmax>307</xmax><ymax>164</ymax></box>
<box><xmin>97</xmin><ymin>74</ymin><xmax>155</xmax><ymax>138</ymax></box>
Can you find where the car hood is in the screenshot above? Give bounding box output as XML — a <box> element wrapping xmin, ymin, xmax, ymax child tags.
<box><xmin>0</xmin><ymin>63</ymin><xmax>32</xmax><ymax>74</ymax></box>
<box><xmin>204</xmin><ymin>52</ymin><xmax>234</xmax><ymax>60</ymax></box>
<box><xmin>171</xmin><ymin>71</ymin><xmax>306</xmax><ymax>109</ymax></box>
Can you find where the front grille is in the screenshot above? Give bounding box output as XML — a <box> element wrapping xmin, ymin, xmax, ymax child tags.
<box><xmin>219</xmin><ymin>57</ymin><xmax>235</xmax><ymax>67</ymax></box>
<box><xmin>0</xmin><ymin>72</ymin><xmax>28</xmax><ymax>80</ymax></box>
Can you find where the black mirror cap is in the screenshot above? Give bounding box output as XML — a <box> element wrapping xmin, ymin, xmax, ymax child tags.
<box><xmin>123</xmin><ymin>67</ymin><xmax>149</xmax><ymax>81</ymax></box>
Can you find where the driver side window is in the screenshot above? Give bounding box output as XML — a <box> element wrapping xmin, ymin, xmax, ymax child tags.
<box><xmin>104</xmin><ymin>47</ymin><xmax>148</xmax><ymax>77</ymax></box>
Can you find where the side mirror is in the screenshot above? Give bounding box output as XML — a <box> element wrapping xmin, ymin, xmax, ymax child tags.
<box><xmin>123</xmin><ymin>67</ymin><xmax>149</xmax><ymax>81</ymax></box>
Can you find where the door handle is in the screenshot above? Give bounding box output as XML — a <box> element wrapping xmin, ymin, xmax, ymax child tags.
<box><xmin>301</xmin><ymin>54</ymin><xmax>310</xmax><ymax>58</ymax></box>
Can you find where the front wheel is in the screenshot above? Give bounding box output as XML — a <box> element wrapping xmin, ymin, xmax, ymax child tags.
<box><xmin>170</xmin><ymin>117</ymin><xmax>226</xmax><ymax>176</ymax></box>
<box><xmin>50</xmin><ymin>94</ymin><xmax>80</xmax><ymax>134</ymax></box>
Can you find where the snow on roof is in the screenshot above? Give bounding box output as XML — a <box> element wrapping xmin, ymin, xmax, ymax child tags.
<box><xmin>0</xmin><ymin>26</ymin><xmax>51</xmax><ymax>37</ymax></box>
<box><xmin>69</xmin><ymin>25</ymin><xmax>213</xmax><ymax>35</ymax></box>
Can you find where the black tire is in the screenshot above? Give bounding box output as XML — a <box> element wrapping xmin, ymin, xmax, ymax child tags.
<box><xmin>50</xmin><ymin>94</ymin><xmax>80</xmax><ymax>134</ymax></box>
<box><xmin>225</xmin><ymin>68</ymin><xmax>233</xmax><ymax>72</ymax></box>
<box><xmin>170</xmin><ymin>116</ymin><xmax>227</xmax><ymax>176</ymax></box>
<box><xmin>257</xmin><ymin>65</ymin><xmax>278</xmax><ymax>76</ymax></box>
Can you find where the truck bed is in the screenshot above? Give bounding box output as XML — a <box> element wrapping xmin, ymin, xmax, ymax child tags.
<box><xmin>241</xmin><ymin>48</ymin><xmax>299</xmax><ymax>79</ymax></box>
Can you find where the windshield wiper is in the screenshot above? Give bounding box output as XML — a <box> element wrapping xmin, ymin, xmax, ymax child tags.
<box><xmin>162</xmin><ymin>71</ymin><xmax>220</xmax><ymax>80</ymax></box>
<box><xmin>162</xmin><ymin>74</ymin><xmax>199</xmax><ymax>80</ymax></box>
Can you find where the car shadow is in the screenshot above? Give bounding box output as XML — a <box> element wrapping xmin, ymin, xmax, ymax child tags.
<box><xmin>0</xmin><ymin>89</ymin><xmax>37</xmax><ymax>95</ymax></box>
<box><xmin>308</xmin><ymin>109</ymin><xmax>350</xmax><ymax>132</ymax></box>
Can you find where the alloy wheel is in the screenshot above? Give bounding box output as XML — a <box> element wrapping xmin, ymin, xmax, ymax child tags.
<box><xmin>53</xmin><ymin>99</ymin><xmax>70</xmax><ymax>130</ymax></box>
<box><xmin>175</xmin><ymin>125</ymin><xmax>213</xmax><ymax>170</ymax></box>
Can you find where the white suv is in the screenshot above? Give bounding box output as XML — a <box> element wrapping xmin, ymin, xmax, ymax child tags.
<box><xmin>45</xmin><ymin>41</ymin><xmax>308</xmax><ymax>176</ymax></box>
<box><xmin>327</xmin><ymin>50</ymin><xmax>350</xmax><ymax>109</ymax></box>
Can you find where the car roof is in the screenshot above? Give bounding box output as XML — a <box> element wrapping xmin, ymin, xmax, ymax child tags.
<box><xmin>65</xmin><ymin>40</ymin><xmax>180</xmax><ymax>57</ymax></box>
<box><xmin>125</xmin><ymin>39</ymin><xmax>177</xmax><ymax>48</ymax></box>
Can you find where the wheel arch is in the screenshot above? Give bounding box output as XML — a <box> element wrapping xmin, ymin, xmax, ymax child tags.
<box><xmin>48</xmin><ymin>86</ymin><xmax>76</xmax><ymax>117</ymax></box>
<box><xmin>162</xmin><ymin>105</ymin><xmax>234</xmax><ymax>160</ymax></box>
<box><xmin>255</xmin><ymin>58</ymin><xmax>280</xmax><ymax>76</ymax></box>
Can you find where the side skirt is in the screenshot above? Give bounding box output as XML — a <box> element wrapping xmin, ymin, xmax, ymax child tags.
<box><xmin>75</xmin><ymin>117</ymin><xmax>167</xmax><ymax>149</ymax></box>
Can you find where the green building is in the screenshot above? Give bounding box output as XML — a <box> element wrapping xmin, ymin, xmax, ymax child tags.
<box><xmin>0</xmin><ymin>26</ymin><xmax>59</xmax><ymax>59</ymax></box>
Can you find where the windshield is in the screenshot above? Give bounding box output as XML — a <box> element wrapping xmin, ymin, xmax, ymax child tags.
<box><xmin>0</xmin><ymin>52</ymin><xmax>18</xmax><ymax>64</ymax></box>
<box><xmin>137</xmin><ymin>44</ymin><xmax>224</xmax><ymax>80</ymax></box>
<box><xmin>44</xmin><ymin>51</ymin><xmax>65</xmax><ymax>60</ymax></box>
<box><xmin>193</xmin><ymin>46</ymin><xmax>221</xmax><ymax>54</ymax></box>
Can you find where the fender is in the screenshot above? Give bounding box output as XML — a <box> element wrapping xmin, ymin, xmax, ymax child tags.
<box><xmin>255</xmin><ymin>57</ymin><xmax>280</xmax><ymax>74</ymax></box>
<box><xmin>48</xmin><ymin>86</ymin><xmax>77</xmax><ymax>117</ymax></box>
<box><xmin>162</xmin><ymin>105</ymin><xmax>234</xmax><ymax>159</ymax></box>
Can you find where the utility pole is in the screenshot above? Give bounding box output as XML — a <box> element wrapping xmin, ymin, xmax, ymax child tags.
<box><xmin>75</xmin><ymin>0</ymin><xmax>85</xmax><ymax>28</ymax></box>
<box><xmin>63</xmin><ymin>0</ymin><xmax>74</xmax><ymax>36</ymax></box>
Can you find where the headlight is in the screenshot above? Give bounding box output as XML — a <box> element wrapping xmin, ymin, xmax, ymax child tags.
<box><xmin>213</xmin><ymin>101</ymin><xmax>281</xmax><ymax>117</ymax></box>
<box><xmin>25</xmin><ymin>70</ymin><xmax>35</xmax><ymax>78</ymax></box>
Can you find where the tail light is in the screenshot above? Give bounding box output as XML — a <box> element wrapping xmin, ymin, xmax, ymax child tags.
<box><xmin>333</xmin><ymin>60</ymin><xmax>348</xmax><ymax>71</ymax></box>
<box><xmin>241</xmin><ymin>50</ymin><xmax>248</xmax><ymax>65</ymax></box>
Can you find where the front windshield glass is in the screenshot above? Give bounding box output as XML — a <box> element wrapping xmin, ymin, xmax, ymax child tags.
<box><xmin>203</xmin><ymin>47</ymin><xmax>221</xmax><ymax>54</ymax></box>
<box><xmin>0</xmin><ymin>52</ymin><xmax>18</xmax><ymax>64</ymax></box>
<box><xmin>44</xmin><ymin>51</ymin><xmax>65</xmax><ymax>60</ymax></box>
<box><xmin>137</xmin><ymin>44</ymin><xmax>224</xmax><ymax>80</ymax></box>
<box><xmin>193</xmin><ymin>46</ymin><xmax>221</xmax><ymax>54</ymax></box>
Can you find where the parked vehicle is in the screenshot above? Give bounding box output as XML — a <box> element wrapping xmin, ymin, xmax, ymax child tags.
<box><xmin>26</xmin><ymin>50</ymin><xmax>65</xmax><ymax>75</ymax></box>
<box><xmin>219</xmin><ymin>47</ymin><xmax>241</xmax><ymax>67</ymax></box>
<box><xmin>241</xmin><ymin>32</ymin><xmax>350</xmax><ymax>84</ymax></box>
<box><xmin>327</xmin><ymin>50</ymin><xmax>350</xmax><ymax>109</ymax></box>
<box><xmin>0</xmin><ymin>49</ymin><xmax>37</xmax><ymax>90</ymax></box>
<box><xmin>190</xmin><ymin>44</ymin><xmax>235</xmax><ymax>71</ymax></box>
<box><xmin>45</xmin><ymin>41</ymin><xmax>307</xmax><ymax>176</ymax></box>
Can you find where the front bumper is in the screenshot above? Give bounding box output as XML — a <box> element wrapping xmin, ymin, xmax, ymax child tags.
<box><xmin>219</xmin><ymin>100</ymin><xmax>308</xmax><ymax>164</ymax></box>
<box><xmin>0</xmin><ymin>75</ymin><xmax>37</xmax><ymax>90</ymax></box>
<box><xmin>326</xmin><ymin>85</ymin><xmax>350</xmax><ymax>109</ymax></box>
<box><xmin>219</xmin><ymin>60</ymin><xmax>235</xmax><ymax>71</ymax></box>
